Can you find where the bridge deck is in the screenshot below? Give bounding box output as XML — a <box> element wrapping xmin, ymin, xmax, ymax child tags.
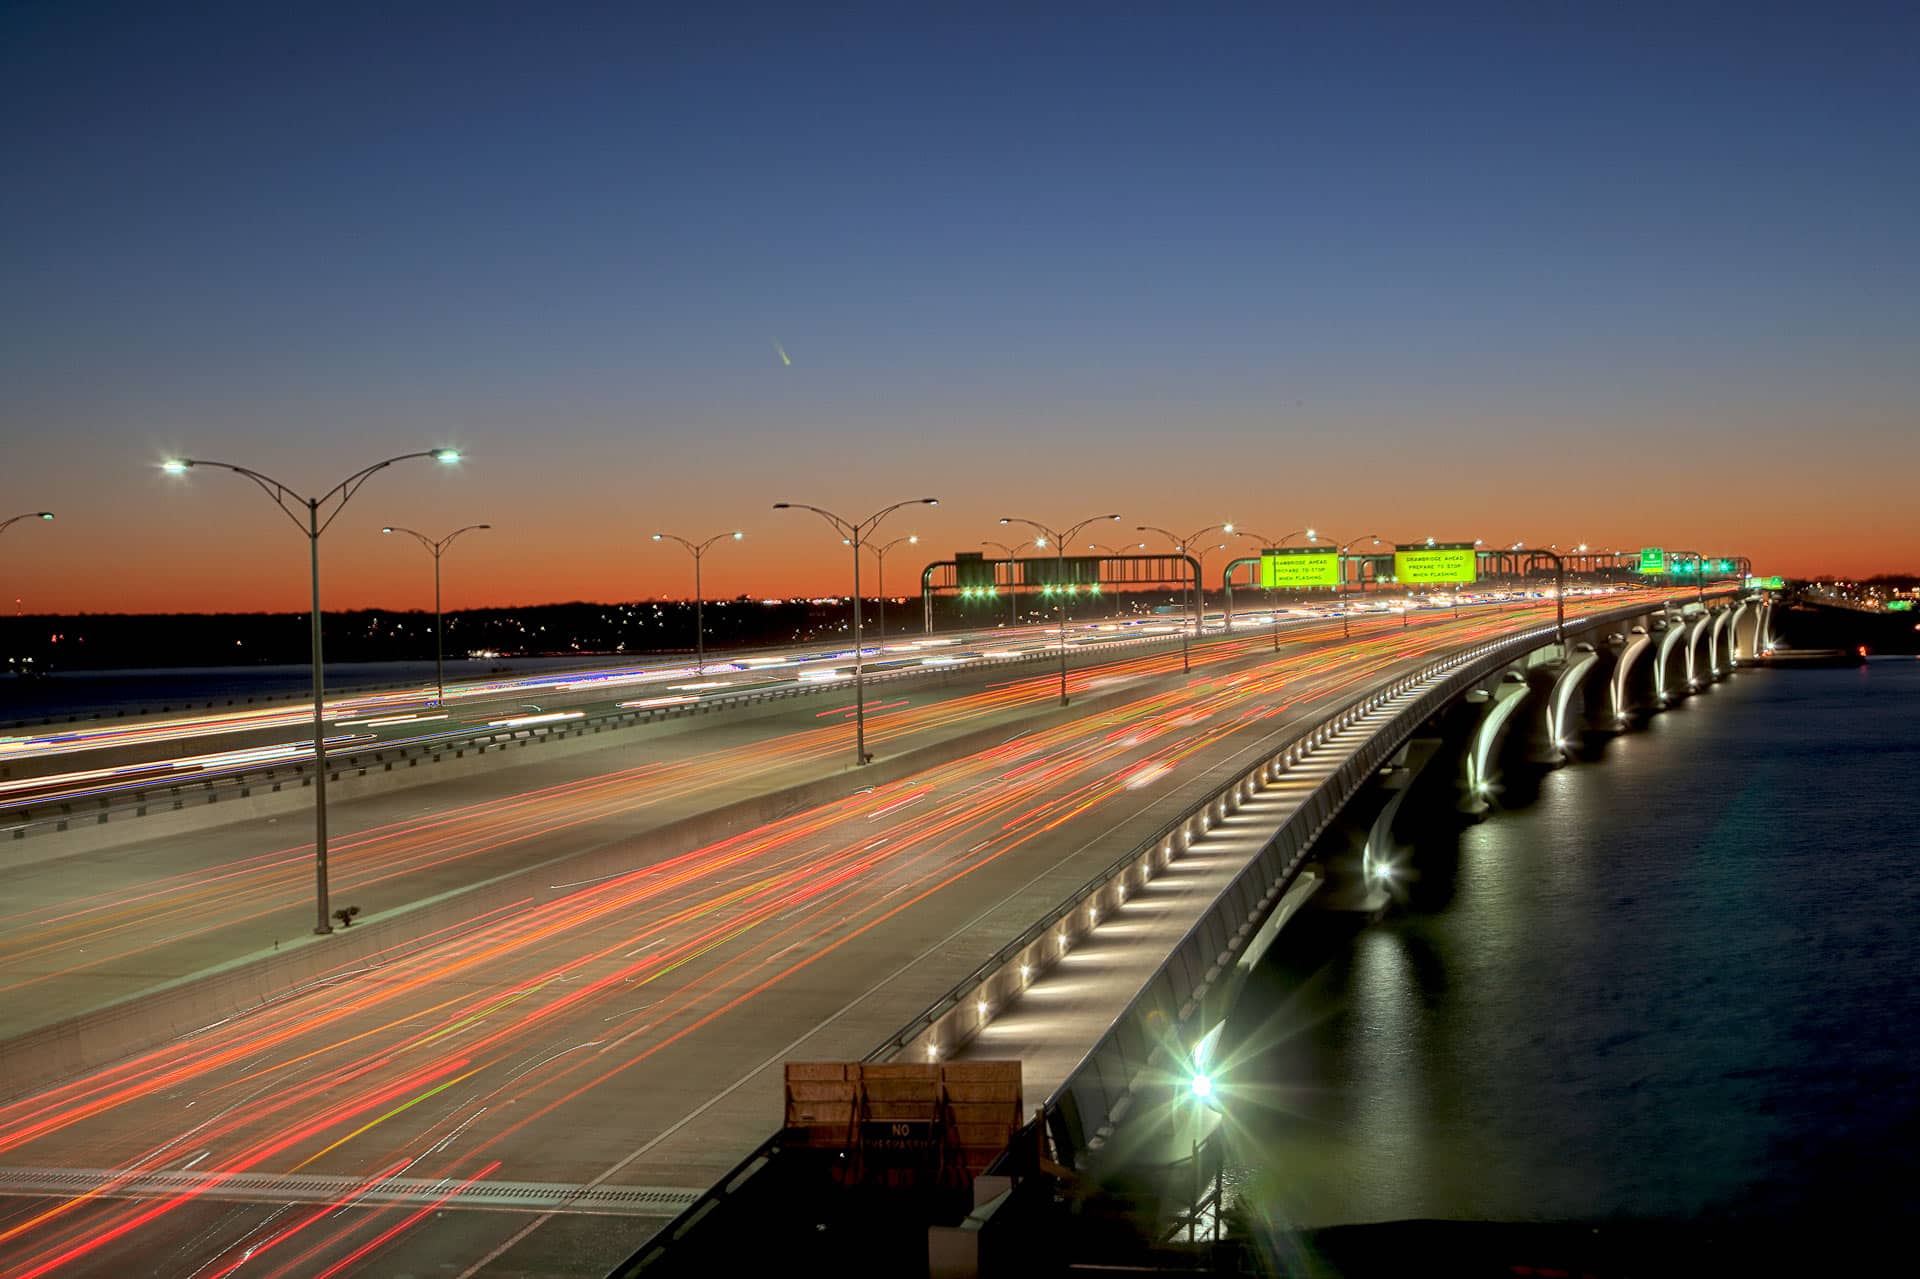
<box><xmin>0</xmin><ymin>600</ymin><xmax>1665</xmax><ymax>1279</ymax></box>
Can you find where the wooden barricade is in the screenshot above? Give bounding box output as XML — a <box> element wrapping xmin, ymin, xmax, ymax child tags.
<box><xmin>784</xmin><ymin>1061</ymin><xmax>1022</xmax><ymax>1190</ymax></box>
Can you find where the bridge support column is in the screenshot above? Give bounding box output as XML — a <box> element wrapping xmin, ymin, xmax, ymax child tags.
<box><xmin>1311</xmin><ymin>744</ymin><xmax>1417</xmax><ymax>914</ymax></box>
<box><xmin>1685</xmin><ymin>614</ymin><xmax>1714</xmax><ymax>691</ymax></box>
<box><xmin>1462</xmin><ymin>671</ymin><xmax>1530</xmax><ymax>817</ymax></box>
<box><xmin>1607</xmin><ymin>623</ymin><xmax>1659</xmax><ymax>728</ymax></box>
<box><xmin>1730</xmin><ymin>600</ymin><xmax>1754</xmax><ymax>662</ymax></box>
<box><xmin>1655</xmin><ymin>619</ymin><xmax>1689</xmax><ymax>706</ymax></box>
<box><xmin>1579</xmin><ymin>630</ymin><xmax>1624</xmax><ymax>734</ymax></box>
<box><xmin>1525</xmin><ymin>642</ymin><xmax>1597</xmax><ymax>765</ymax></box>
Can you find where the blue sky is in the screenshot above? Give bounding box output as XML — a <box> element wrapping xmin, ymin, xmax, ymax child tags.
<box><xmin>3</xmin><ymin>2</ymin><xmax>1915</xmax><ymax>609</ymax></box>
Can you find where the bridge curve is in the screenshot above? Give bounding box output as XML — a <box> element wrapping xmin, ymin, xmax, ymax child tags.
<box><xmin>614</xmin><ymin>586</ymin><xmax>1752</xmax><ymax>1273</ymax></box>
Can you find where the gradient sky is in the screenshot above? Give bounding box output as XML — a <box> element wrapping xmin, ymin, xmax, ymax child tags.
<box><xmin>3</xmin><ymin>1</ymin><xmax>1916</xmax><ymax>614</ymax></box>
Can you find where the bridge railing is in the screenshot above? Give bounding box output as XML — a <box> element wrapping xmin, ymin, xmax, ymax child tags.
<box><xmin>1022</xmin><ymin>623</ymin><xmax>1569</xmax><ymax>1173</ymax></box>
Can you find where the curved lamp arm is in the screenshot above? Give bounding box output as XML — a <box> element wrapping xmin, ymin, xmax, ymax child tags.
<box><xmin>165</xmin><ymin>448</ymin><xmax>459</xmax><ymax>536</ymax></box>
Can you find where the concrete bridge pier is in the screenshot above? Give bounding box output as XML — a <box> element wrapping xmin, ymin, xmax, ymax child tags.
<box><xmin>1729</xmin><ymin>599</ymin><xmax>1755</xmax><ymax>663</ymax></box>
<box><xmin>1654</xmin><ymin>616</ymin><xmax>1691</xmax><ymax>706</ymax></box>
<box><xmin>1310</xmin><ymin>698</ymin><xmax>1470</xmax><ymax>912</ymax></box>
<box><xmin>1608</xmin><ymin>622</ymin><xmax>1660</xmax><ymax>728</ymax></box>
<box><xmin>1710</xmin><ymin>605</ymin><xmax>1734</xmax><ymax>675</ymax></box>
<box><xmin>1684</xmin><ymin>612</ymin><xmax>1716</xmax><ymax>692</ymax></box>
<box><xmin>1578</xmin><ymin>630</ymin><xmax>1628</xmax><ymax>736</ymax></box>
<box><xmin>1536</xmin><ymin>641</ymin><xmax>1597</xmax><ymax>760</ymax></box>
<box><xmin>1729</xmin><ymin>595</ymin><xmax>1772</xmax><ymax>664</ymax></box>
<box><xmin>1459</xmin><ymin>670</ymin><xmax>1530</xmax><ymax>818</ymax></box>
<box><xmin>1307</xmin><ymin>746</ymin><xmax>1410</xmax><ymax>915</ymax></box>
<box><xmin>1520</xmin><ymin>642</ymin><xmax>1598</xmax><ymax>767</ymax></box>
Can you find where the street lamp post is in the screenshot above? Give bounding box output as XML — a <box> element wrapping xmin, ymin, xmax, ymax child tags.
<box><xmin>1307</xmin><ymin>530</ymin><xmax>1380</xmax><ymax>638</ymax></box>
<box><xmin>1506</xmin><ymin>541</ymin><xmax>1566</xmax><ymax>645</ymax></box>
<box><xmin>982</xmin><ymin>540</ymin><xmax>1023</xmax><ymax>628</ymax></box>
<box><xmin>381</xmin><ymin>522</ymin><xmax>490</xmax><ymax>705</ymax></box>
<box><xmin>1236</xmin><ymin>529</ymin><xmax>1307</xmax><ymax>649</ymax></box>
<box><xmin>163</xmin><ymin>447</ymin><xmax>462</xmax><ymax>936</ymax></box>
<box><xmin>870</xmin><ymin>533</ymin><xmax>919</xmax><ymax>642</ymax></box>
<box><xmin>0</xmin><ymin>514</ymin><xmax>54</xmax><ymax>631</ymax></box>
<box><xmin>1000</xmin><ymin>512</ymin><xmax>1120</xmax><ymax>705</ymax></box>
<box><xmin>775</xmin><ymin>497</ymin><xmax>938</xmax><ymax>765</ymax></box>
<box><xmin>651</xmin><ymin>529</ymin><xmax>743</xmax><ymax>675</ymax></box>
<box><xmin>1137</xmin><ymin>524</ymin><xmax>1233</xmax><ymax>645</ymax></box>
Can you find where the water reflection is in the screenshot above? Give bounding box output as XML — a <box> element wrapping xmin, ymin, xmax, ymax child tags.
<box><xmin>1224</xmin><ymin>662</ymin><xmax>1920</xmax><ymax>1244</ymax></box>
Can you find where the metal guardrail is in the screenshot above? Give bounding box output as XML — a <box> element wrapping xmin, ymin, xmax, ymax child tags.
<box><xmin>606</xmin><ymin>596</ymin><xmax>1703</xmax><ymax>1274</ymax></box>
<box><xmin>2</xmin><ymin>625</ymin><xmax>1208</xmax><ymax>840</ymax></box>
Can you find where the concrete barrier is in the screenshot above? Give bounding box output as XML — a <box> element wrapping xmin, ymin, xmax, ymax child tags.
<box><xmin>5</xmin><ymin>631</ymin><xmax>1196</xmax><ymax>860</ymax></box>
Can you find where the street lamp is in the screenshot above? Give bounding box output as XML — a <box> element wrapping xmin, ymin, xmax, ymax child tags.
<box><xmin>1506</xmin><ymin>541</ymin><xmax>1566</xmax><ymax>645</ymax></box>
<box><xmin>651</xmin><ymin>529</ymin><xmax>743</xmax><ymax>675</ymax></box>
<box><xmin>982</xmin><ymin>539</ymin><xmax>1024</xmax><ymax>628</ymax></box>
<box><xmin>870</xmin><ymin>533</ymin><xmax>919</xmax><ymax>642</ymax></box>
<box><xmin>775</xmin><ymin>497</ymin><xmax>938</xmax><ymax>764</ymax></box>
<box><xmin>381</xmin><ymin>522</ymin><xmax>490</xmax><ymax>705</ymax></box>
<box><xmin>1000</xmin><ymin>512</ymin><xmax>1120</xmax><ymax>705</ymax></box>
<box><xmin>1307</xmin><ymin>530</ymin><xmax>1380</xmax><ymax>638</ymax></box>
<box><xmin>0</xmin><ymin>511</ymin><xmax>55</xmax><ymax>538</ymax></box>
<box><xmin>162</xmin><ymin>447</ymin><xmax>462</xmax><ymax>935</ymax></box>
<box><xmin>1137</xmin><ymin>523</ymin><xmax>1232</xmax><ymax>643</ymax></box>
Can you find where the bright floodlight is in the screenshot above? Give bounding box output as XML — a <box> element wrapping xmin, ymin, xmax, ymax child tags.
<box><xmin>432</xmin><ymin>448</ymin><xmax>461</xmax><ymax>463</ymax></box>
<box><xmin>907</xmin><ymin>534</ymin><xmax>918</xmax><ymax>544</ymax></box>
<box><xmin>1224</xmin><ymin>522</ymin><xmax>1234</xmax><ymax>533</ymax></box>
<box><xmin>1190</xmin><ymin>1073</ymin><xmax>1214</xmax><ymax>1099</ymax></box>
<box><xmin>651</xmin><ymin>533</ymin><xmax>663</xmax><ymax>541</ymax></box>
<box><xmin>382</xmin><ymin>526</ymin><xmax>395</xmax><ymax>534</ymax></box>
<box><xmin>36</xmin><ymin>512</ymin><xmax>53</xmax><ymax>520</ymax></box>
<box><xmin>161</xmin><ymin>458</ymin><xmax>190</xmax><ymax>474</ymax></box>
<box><xmin>732</xmin><ymin>530</ymin><xmax>744</xmax><ymax>539</ymax></box>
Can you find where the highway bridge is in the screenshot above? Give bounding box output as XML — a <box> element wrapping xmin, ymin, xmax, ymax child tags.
<box><xmin>0</xmin><ymin>582</ymin><xmax>1764</xmax><ymax>1277</ymax></box>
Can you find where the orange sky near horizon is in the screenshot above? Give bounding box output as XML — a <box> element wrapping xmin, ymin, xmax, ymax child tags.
<box><xmin>4</xmin><ymin>409</ymin><xmax>1912</xmax><ymax>616</ymax></box>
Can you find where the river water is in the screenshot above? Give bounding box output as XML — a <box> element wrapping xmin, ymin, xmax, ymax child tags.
<box><xmin>1226</xmin><ymin>658</ymin><xmax>1920</xmax><ymax>1241</ymax></box>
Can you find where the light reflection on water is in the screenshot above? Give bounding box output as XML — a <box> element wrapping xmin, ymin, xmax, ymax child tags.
<box><xmin>1225</xmin><ymin>660</ymin><xmax>1920</xmax><ymax>1234</ymax></box>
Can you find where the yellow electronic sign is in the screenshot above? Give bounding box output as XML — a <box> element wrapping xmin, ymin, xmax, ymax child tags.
<box><xmin>1393</xmin><ymin>543</ymin><xmax>1478</xmax><ymax>585</ymax></box>
<box><xmin>1260</xmin><ymin>548</ymin><xmax>1341</xmax><ymax>589</ymax></box>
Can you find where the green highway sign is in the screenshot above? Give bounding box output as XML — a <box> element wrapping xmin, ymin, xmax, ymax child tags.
<box><xmin>1394</xmin><ymin>543</ymin><xmax>1478</xmax><ymax>585</ymax></box>
<box><xmin>1260</xmin><ymin>547</ymin><xmax>1340</xmax><ymax>589</ymax></box>
<box><xmin>1745</xmin><ymin>575</ymin><xmax>1785</xmax><ymax>590</ymax></box>
<box><xmin>1639</xmin><ymin>547</ymin><xmax>1666</xmax><ymax>574</ymax></box>
<box><xmin>1889</xmin><ymin>600</ymin><xmax>1914</xmax><ymax>612</ymax></box>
